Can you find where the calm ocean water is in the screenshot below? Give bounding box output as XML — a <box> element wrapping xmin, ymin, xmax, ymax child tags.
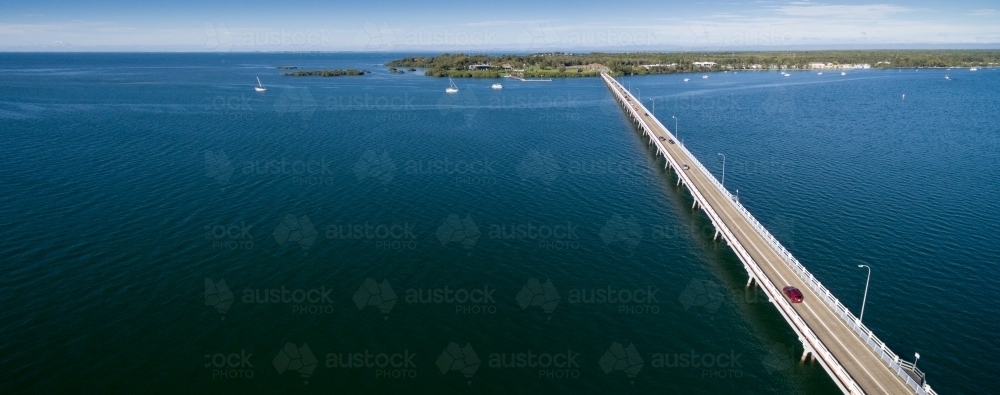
<box><xmin>0</xmin><ymin>53</ymin><xmax>997</xmax><ymax>394</ymax></box>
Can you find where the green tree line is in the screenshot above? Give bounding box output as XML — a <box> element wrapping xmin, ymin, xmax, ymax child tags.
<box><xmin>386</xmin><ymin>50</ymin><xmax>1000</xmax><ymax>77</ymax></box>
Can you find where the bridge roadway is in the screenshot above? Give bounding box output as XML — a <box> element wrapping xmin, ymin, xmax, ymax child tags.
<box><xmin>602</xmin><ymin>72</ymin><xmax>933</xmax><ymax>395</ymax></box>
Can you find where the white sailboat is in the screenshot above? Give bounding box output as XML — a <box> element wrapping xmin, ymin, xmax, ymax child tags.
<box><xmin>841</xmin><ymin>72</ymin><xmax>846</xmax><ymax>76</ymax></box>
<box><xmin>683</xmin><ymin>78</ymin><xmax>690</xmax><ymax>82</ymax></box>
<box><xmin>446</xmin><ymin>77</ymin><xmax>459</xmax><ymax>93</ymax></box>
<box><xmin>702</xmin><ymin>75</ymin><xmax>708</xmax><ymax>79</ymax></box>
<box><xmin>970</xmin><ymin>67</ymin><xmax>978</xmax><ymax>71</ymax></box>
<box><xmin>254</xmin><ymin>77</ymin><xmax>266</xmax><ymax>92</ymax></box>
<box><xmin>491</xmin><ymin>83</ymin><xmax>502</xmax><ymax>89</ymax></box>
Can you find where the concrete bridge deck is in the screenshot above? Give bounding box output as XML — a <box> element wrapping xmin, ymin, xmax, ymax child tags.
<box><xmin>601</xmin><ymin>72</ymin><xmax>935</xmax><ymax>395</ymax></box>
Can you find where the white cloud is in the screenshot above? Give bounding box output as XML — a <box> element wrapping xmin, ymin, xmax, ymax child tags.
<box><xmin>772</xmin><ymin>4</ymin><xmax>912</xmax><ymax>18</ymax></box>
<box><xmin>968</xmin><ymin>9</ymin><xmax>996</xmax><ymax>16</ymax></box>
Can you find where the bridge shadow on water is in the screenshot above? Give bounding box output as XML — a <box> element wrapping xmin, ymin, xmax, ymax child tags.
<box><xmin>618</xmin><ymin>112</ymin><xmax>842</xmax><ymax>395</ymax></box>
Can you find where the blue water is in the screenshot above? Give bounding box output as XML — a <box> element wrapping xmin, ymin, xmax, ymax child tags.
<box><xmin>0</xmin><ymin>53</ymin><xmax>997</xmax><ymax>394</ymax></box>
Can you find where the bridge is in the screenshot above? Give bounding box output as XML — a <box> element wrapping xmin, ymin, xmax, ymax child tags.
<box><xmin>601</xmin><ymin>72</ymin><xmax>936</xmax><ymax>395</ymax></box>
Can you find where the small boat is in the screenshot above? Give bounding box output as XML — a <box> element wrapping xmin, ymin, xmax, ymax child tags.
<box><xmin>702</xmin><ymin>75</ymin><xmax>708</xmax><ymax>79</ymax></box>
<box><xmin>446</xmin><ymin>77</ymin><xmax>458</xmax><ymax>93</ymax></box>
<box><xmin>945</xmin><ymin>74</ymin><xmax>950</xmax><ymax>80</ymax></box>
<box><xmin>970</xmin><ymin>67</ymin><xmax>978</xmax><ymax>71</ymax></box>
<box><xmin>254</xmin><ymin>77</ymin><xmax>266</xmax><ymax>92</ymax></box>
<box><xmin>491</xmin><ymin>83</ymin><xmax>502</xmax><ymax>90</ymax></box>
<box><xmin>683</xmin><ymin>78</ymin><xmax>690</xmax><ymax>82</ymax></box>
<box><xmin>817</xmin><ymin>72</ymin><xmax>823</xmax><ymax>75</ymax></box>
<box><xmin>841</xmin><ymin>72</ymin><xmax>846</xmax><ymax>76</ymax></box>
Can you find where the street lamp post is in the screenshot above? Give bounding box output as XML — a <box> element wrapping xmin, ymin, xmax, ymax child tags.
<box><xmin>718</xmin><ymin>153</ymin><xmax>726</xmax><ymax>187</ymax></box>
<box><xmin>858</xmin><ymin>264</ymin><xmax>871</xmax><ymax>323</ymax></box>
<box><xmin>914</xmin><ymin>352</ymin><xmax>920</xmax><ymax>368</ymax></box>
<box><xmin>671</xmin><ymin>115</ymin><xmax>678</xmax><ymax>140</ymax></box>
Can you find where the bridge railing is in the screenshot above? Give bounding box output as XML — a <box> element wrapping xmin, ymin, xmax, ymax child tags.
<box><xmin>604</xmin><ymin>75</ymin><xmax>864</xmax><ymax>395</ymax></box>
<box><xmin>604</xmin><ymin>73</ymin><xmax>936</xmax><ymax>395</ymax></box>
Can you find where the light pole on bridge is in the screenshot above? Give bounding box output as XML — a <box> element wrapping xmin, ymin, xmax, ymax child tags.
<box><xmin>671</xmin><ymin>115</ymin><xmax>678</xmax><ymax>141</ymax></box>
<box><xmin>718</xmin><ymin>153</ymin><xmax>726</xmax><ymax>187</ymax></box>
<box><xmin>858</xmin><ymin>264</ymin><xmax>871</xmax><ymax>323</ymax></box>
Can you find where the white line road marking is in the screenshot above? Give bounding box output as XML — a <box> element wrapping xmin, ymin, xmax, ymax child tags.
<box><xmin>605</xmin><ymin>78</ymin><xmax>916</xmax><ymax>394</ymax></box>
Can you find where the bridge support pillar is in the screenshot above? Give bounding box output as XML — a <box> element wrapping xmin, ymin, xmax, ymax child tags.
<box><xmin>799</xmin><ymin>340</ymin><xmax>816</xmax><ymax>363</ymax></box>
<box><xmin>746</xmin><ymin>276</ymin><xmax>754</xmax><ymax>287</ymax></box>
<box><xmin>713</xmin><ymin>230</ymin><xmax>719</xmax><ymax>240</ymax></box>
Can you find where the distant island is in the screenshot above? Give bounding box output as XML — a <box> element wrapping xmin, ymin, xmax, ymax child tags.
<box><xmin>283</xmin><ymin>69</ymin><xmax>368</xmax><ymax>77</ymax></box>
<box><xmin>386</xmin><ymin>50</ymin><xmax>1000</xmax><ymax>78</ymax></box>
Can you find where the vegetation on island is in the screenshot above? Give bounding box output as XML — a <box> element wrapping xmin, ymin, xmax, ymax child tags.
<box><xmin>386</xmin><ymin>50</ymin><xmax>1000</xmax><ymax>78</ymax></box>
<box><xmin>283</xmin><ymin>69</ymin><xmax>368</xmax><ymax>77</ymax></box>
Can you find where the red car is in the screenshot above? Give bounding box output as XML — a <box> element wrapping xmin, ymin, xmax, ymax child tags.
<box><xmin>783</xmin><ymin>286</ymin><xmax>804</xmax><ymax>303</ymax></box>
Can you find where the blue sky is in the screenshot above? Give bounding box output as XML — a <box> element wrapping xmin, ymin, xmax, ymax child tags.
<box><xmin>1</xmin><ymin>0</ymin><xmax>999</xmax><ymax>51</ymax></box>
